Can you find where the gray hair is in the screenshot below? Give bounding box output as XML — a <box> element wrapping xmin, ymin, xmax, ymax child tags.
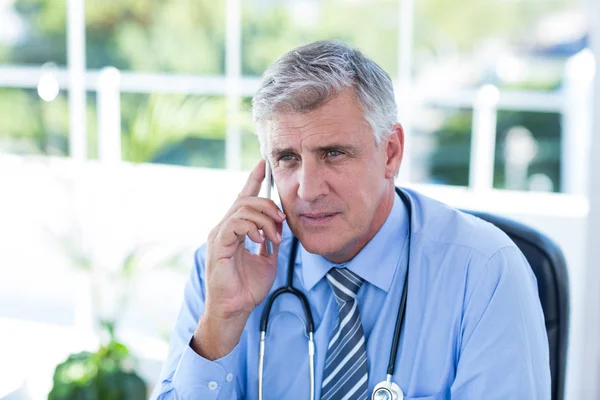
<box><xmin>252</xmin><ymin>40</ymin><xmax>398</xmax><ymax>153</ymax></box>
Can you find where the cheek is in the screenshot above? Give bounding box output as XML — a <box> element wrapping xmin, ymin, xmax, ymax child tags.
<box><xmin>274</xmin><ymin>176</ymin><xmax>296</xmax><ymax>207</ymax></box>
<box><xmin>334</xmin><ymin>164</ymin><xmax>377</xmax><ymax>193</ymax></box>
<box><xmin>337</xmin><ymin>170</ymin><xmax>384</xmax><ymax>212</ymax></box>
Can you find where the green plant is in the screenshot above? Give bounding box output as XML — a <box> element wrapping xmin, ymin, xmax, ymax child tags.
<box><xmin>43</xmin><ymin>178</ymin><xmax>190</xmax><ymax>398</ymax></box>
<box><xmin>48</xmin><ymin>322</ymin><xmax>147</xmax><ymax>400</ymax></box>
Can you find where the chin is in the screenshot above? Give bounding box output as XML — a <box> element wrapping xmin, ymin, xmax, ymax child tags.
<box><xmin>297</xmin><ymin>232</ymin><xmax>347</xmax><ymax>257</ymax></box>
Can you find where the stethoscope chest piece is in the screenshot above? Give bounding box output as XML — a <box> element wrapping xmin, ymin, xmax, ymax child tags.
<box><xmin>372</xmin><ymin>380</ymin><xmax>404</xmax><ymax>400</ymax></box>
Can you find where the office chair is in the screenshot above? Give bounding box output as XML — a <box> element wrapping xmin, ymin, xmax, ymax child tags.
<box><xmin>464</xmin><ymin>210</ymin><xmax>570</xmax><ymax>400</ymax></box>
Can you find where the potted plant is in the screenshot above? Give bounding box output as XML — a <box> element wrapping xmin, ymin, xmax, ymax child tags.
<box><xmin>48</xmin><ymin>321</ymin><xmax>147</xmax><ymax>400</ymax></box>
<box><xmin>45</xmin><ymin>213</ymin><xmax>188</xmax><ymax>399</ymax></box>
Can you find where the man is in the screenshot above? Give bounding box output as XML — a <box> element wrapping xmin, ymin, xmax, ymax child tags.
<box><xmin>151</xmin><ymin>40</ymin><xmax>550</xmax><ymax>399</ymax></box>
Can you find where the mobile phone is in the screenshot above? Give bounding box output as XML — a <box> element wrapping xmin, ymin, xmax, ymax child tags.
<box><xmin>264</xmin><ymin>159</ymin><xmax>274</xmax><ymax>255</ymax></box>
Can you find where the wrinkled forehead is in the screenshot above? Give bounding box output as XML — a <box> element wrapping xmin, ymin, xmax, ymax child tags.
<box><xmin>264</xmin><ymin>96</ymin><xmax>371</xmax><ymax>148</ymax></box>
<box><xmin>264</xmin><ymin>112</ymin><xmax>370</xmax><ymax>154</ymax></box>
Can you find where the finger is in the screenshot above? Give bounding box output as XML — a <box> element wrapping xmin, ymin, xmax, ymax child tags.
<box><xmin>258</xmin><ymin>221</ymin><xmax>283</xmax><ymax>257</ymax></box>
<box><xmin>223</xmin><ymin>197</ymin><xmax>285</xmax><ymax>224</ymax></box>
<box><xmin>215</xmin><ymin>219</ymin><xmax>264</xmax><ymax>254</ymax></box>
<box><xmin>232</xmin><ymin>206</ymin><xmax>282</xmax><ymax>245</ymax></box>
<box><xmin>219</xmin><ymin>196</ymin><xmax>285</xmax><ymax>229</ymax></box>
<box><xmin>238</xmin><ymin>159</ymin><xmax>266</xmax><ymax>198</ymax></box>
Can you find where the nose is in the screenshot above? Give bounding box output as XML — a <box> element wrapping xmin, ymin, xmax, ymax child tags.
<box><xmin>296</xmin><ymin>159</ymin><xmax>328</xmax><ymax>202</ymax></box>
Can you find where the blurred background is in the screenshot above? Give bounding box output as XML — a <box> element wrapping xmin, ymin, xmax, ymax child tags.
<box><xmin>0</xmin><ymin>0</ymin><xmax>599</xmax><ymax>398</ymax></box>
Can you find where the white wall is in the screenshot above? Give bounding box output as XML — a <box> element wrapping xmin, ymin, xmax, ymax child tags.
<box><xmin>0</xmin><ymin>155</ymin><xmax>590</xmax><ymax>398</ymax></box>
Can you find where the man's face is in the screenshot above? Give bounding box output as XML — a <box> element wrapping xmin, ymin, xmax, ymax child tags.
<box><xmin>266</xmin><ymin>89</ymin><xmax>403</xmax><ymax>263</ymax></box>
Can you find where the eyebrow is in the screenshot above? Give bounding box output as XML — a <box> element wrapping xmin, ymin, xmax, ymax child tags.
<box><xmin>270</xmin><ymin>143</ymin><xmax>361</xmax><ymax>159</ymax></box>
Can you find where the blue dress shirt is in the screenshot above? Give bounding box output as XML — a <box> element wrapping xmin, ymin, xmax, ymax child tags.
<box><xmin>151</xmin><ymin>188</ymin><xmax>550</xmax><ymax>399</ymax></box>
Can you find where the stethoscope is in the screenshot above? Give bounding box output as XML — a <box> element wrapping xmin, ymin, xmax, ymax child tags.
<box><xmin>258</xmin><ymin>187</ymin><xmax>412</xmax><ymax>400</ymax></box>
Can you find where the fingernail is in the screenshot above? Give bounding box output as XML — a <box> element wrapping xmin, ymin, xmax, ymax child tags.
<box><xmin>277</xmin><ymin>232</ymin><xmax>282</xmax><ymax>242</ymax></box>
<box><xmin>278</xmin><ymin>210</ymin><xmax>286</xmax><ymax>219</ymax></box>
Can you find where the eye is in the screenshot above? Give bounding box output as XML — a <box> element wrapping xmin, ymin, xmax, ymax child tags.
<box><xmin>326</xmin><ymin>150</ymin><xmax>343</xmax><ymax>158</ymax></box>
<box><xmin>277</xmin><ymin>154</ymin><xmax>299</xmax><ymax>166</ymax></box>
<box><xmin>280</xmin><ymin>154</ymin><xmax>297</xmax><ymax>162</ymax></box>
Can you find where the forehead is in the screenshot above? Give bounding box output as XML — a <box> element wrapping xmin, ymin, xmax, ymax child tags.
<box><xmin>265</xmin><ymin>91</ymin><xmax>371</xmax><ymax>150</ymax></box>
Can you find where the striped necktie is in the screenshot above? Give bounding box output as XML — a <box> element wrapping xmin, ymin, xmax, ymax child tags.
<box><xmin>321</xmin><ymin>268</ymin><xmax>369</xmax><ymax>400</ymax></box>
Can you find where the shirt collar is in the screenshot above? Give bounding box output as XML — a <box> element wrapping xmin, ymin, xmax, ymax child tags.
<box><xmin>301</xmin><ymin>191</ymin><xmax>408</xmax><ymax>292</ymax></box>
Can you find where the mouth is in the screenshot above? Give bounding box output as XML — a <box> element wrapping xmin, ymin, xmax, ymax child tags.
<box><xmin>298</xmin><ymin>212</ymin><xmax>340</xmax><ymax>227</ymax></box>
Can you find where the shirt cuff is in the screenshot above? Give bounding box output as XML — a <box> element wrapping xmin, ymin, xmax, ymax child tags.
<box><xmin>172</xmin><ymin>336</ymin><xmax>240</xmax><ymax>398</ymax></box>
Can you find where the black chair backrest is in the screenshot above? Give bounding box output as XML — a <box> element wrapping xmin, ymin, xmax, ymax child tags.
<box><xmin>464</xmin><ymin>210</ymin><xmax>569</xmax><ymax>400</ymax></box>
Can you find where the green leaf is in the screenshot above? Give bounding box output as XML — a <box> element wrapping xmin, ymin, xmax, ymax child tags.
<box><xmin>49</xmin><ymin>341</ymin><xmax>147</xmax><ymax>400</ymax></box>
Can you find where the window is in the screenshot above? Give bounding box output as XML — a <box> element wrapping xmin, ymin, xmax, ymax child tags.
<box><xmin>494</xmin><ymin>111</ymin><xmax>561</xmax><ymax>192</ymax></box>
<box><xmin>411</xmin><ymin>106</ymin><xmax>473</xmax><ymax>186</ymax></box>
<box><xmin>0</xmin><ymin>0</ymin><xmax>67</xmax><ymax>66</ymax></box>
<box><xmin>120</xmin><ymin>93</ymin><xmax>228</xmax><ymax>168</ymax></box>
<box><xmin>85</xmin><ymin>0</ymin><xmax>226</xmax><ymax>74</ymax></box>
<box><xmin>409</xmin><ymin>0</ymin><xmax>584</xmax><ymax>191</ymax></box>
<box><xmin>0</xmin><ymin>87</ymin><xmax>69</xmax><ymax>156</ymax></box>
<box><xmin>0</xmin><ymin>0</ymin><xmax>589</xmax><ymax>193</ymax></box>
<box><xmin>242</xmin><ymin>0</ymin><xmax>398</xmax><ymax>78</ymax></box>
<box><xmin>413</xmin><ymin>0</ymin><xmax>579</xmax><ymax>92</ymax></box>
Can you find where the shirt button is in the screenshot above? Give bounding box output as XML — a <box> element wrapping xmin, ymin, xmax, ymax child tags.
<box><xmin>208</xmin><ymin>381</ymin><xmax>218</xmax><ymax>391</ymax></box>
<box><xmin>226</xmin><ymin>373</ymin><xmax>233</xmax><ymax>382</ymax></box>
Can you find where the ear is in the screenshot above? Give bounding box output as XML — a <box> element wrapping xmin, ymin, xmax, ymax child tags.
<box><xmin>384</xmin><ymin>123</ymin><xmax>404</xmax><ymax>179</ymax></box>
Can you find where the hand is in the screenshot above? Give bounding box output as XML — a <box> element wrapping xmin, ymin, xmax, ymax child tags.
<box><xmin>192</xmin><ymin>159</ymin><xmax>286</xmax><ymax>359</ymax></box>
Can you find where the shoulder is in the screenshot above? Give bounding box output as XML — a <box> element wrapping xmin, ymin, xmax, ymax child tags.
<box><xmin>403</xmin><ymin>187</ymin><xmax>516</xmax><ymax>260</ymax></box>
<box><xmin>401</xmin><ymin>188</ymin><xmax>537</xmax><ymax>303</ymax></box>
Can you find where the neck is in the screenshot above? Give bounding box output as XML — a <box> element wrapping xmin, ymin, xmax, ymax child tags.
<box><xmin>325</xmin><ymin>182</ymin><xmax>396</xmax><ymax>264</ymax></box>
